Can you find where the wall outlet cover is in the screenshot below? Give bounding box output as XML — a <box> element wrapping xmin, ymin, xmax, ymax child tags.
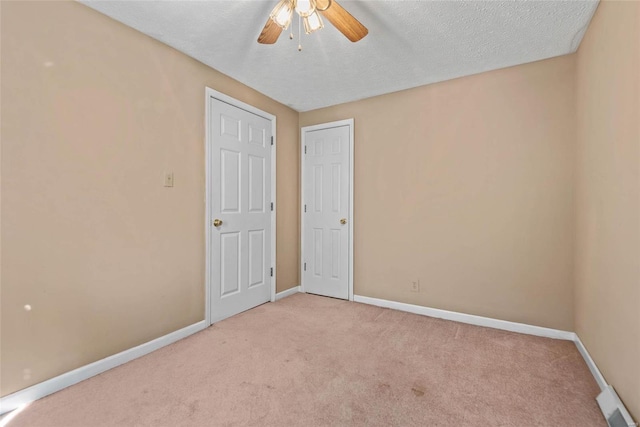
<box><xmin>410</xmin><ymin>280</ymin><xmax>420</xmax><ymax>292</ymax></box>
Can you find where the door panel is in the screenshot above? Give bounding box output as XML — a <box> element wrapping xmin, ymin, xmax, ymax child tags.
<box><xmin>248</xmin><ymin>229</ymin><xmax>265</xmax><ymax>288</ymax></box>
<box><xmin>210</xmin><ymin>98</ymin><xmax>272</xmax><ymax>322</ymax></box>
<box><xmin>331</xmin><ymin>229</ymin><xmax>340</xmax><ymax>279</ymax></box>
<box><xmin>248</xmin><ymin>124</ymin><xmax>266</xmax><ymax>147</ymax></box>
<box><xmin>313</xmin><ymin>165</ymin><xmax>323</xmax><ymax>211</ymax></box>
<box><xmin>221</xmin><ymin>114</ymin><xmax>241</xmax><ymax>140</ymax></box>
<box><xmin>331</xmin><ymin>163</ymin><xmax>341</xmax><ymax>212</ymax></box>
<box><xmin>221</xmin><ymin>149</ymin><xmax>240</xmax><ymax>213</ymax></box>
<box><xmin>313</xmin><ymin>228</ymin><xmax>323</xmax><ymax>277</ymax></box>
<box><xmin>248</xmin><ymin>155</ymin><xmax>265</xmax><ymax>212</ymax></box>
<box><xmin>303</xmin><ymin>124</ymin><xmax>351</xmax><ymax>299</ymax></box>
<box><xmin>220</xmin><ymin>232</ymin><xmax>241</xmax><ymax>296</ymax></box>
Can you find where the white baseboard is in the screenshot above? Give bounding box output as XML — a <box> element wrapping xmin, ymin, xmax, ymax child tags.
<box><xmin>573</xmin><ymin>340</ymin><xmax>636</xmax><ymax>425</ymax></box>
<box><xmin>353</xmin><ymin>295</ymin><xmax>576</xmax><ymax>341</ymax></box>
<box><xmin>275</xmin><ymin>285</ymin><xmax>300</xmax><ymax>301</ymax></box>
<box><xmin>0</xmin><ymin>320</ymin><xmax>207</xmax><ymax>415</ymax></box>
<box><xmin>574</xmin><ymin>335</ymin><xmax>608</xmax><ymax>391</ymax></box>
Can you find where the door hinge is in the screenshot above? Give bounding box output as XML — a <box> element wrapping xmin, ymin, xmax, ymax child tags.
<box><xmin>304</xmin><ymin>145</ymin><xmax>307</xmax><ymax>154</ymax></box>
<box><xmin>270</xmin><ymin>267</ymin><xmax>273</xmax><ymax>277</ymax></box>
<box><xmin>271</xmin><ymin>202</ymin><xmax>274</xmax><ymax>211</ymax></box>
<box><xmin>271</xmin><ymin>136</ymin><xmax>274</xmax><ymax>146</ymax></box>
<box><xmin>304</xmin><ymin>262</ymin><xmax>307</xmax><ymax>271</ymax></box>
<box><xmin>304</xmin><ymin>204</ymin><xmax>307</xmax><ymax>213</ymax></box>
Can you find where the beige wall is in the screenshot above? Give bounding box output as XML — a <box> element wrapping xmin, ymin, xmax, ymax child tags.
<box><xmin>300</xmin><ymin>56</ymin><xmax>577</xmax><ymax>331</ymax></box>
<box><xmin>0</xmin><ymin>1</ymin><xmax>299</xmax><ymax>396</ymax></box>
<box><xmin>2</xmin><ymin>0</ymin><xmax>638</xmax><ymax>417</ymax></box>
<box><xmin>575</xmin><ymin>0</ymin><xmax>640</xmax><ymax>419</ymax></box>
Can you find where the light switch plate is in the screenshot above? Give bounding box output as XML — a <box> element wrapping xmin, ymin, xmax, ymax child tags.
<box><xmin>164</xmin><ymin>172</ymin><xmax>174</xmax><ymax>187</ymax></box>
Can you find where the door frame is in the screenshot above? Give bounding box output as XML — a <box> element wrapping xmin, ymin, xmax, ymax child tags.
<box><xmin>300</xmin><ymin>118</ymin><xmax>354</xmax><ymax>301</ymax></box>
<box><xmin>204</xmin><ymin>88</ymin><xmax>277</xmax><ymax>326</ymax></box>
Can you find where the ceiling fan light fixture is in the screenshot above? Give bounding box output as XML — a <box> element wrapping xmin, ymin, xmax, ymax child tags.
<box><xmin>303</xmin><ymin>10</ymin><xmax>324</xmax><ymax>34</ymax></box>
<box><xmin>258</xmin><ymin>0</ymin><xmax>368</xmax><ymax>46</ymax></box>
<box><xmin>295</xmin><ymin>0</ymin><xmax>316</xmax><ymax>18</ymax></box>
<box><xmin>269</xmin><ymin>0</ymin><xmax>294</xmax><ymax>30</ymax></box>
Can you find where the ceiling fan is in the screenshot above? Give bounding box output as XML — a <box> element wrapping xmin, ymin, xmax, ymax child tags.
<box><xmin>258</xmin><ymin>0</ymin><xmax>368</xmax><ymax>44</ymax></box>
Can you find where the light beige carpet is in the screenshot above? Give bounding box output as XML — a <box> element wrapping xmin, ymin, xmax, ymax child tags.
<box><xmin>9</xmin><ymin>293</ymin><xmax>604</xmax><ymax>426</ymax></box>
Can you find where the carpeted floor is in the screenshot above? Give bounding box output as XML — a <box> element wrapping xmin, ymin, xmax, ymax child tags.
<box><xmin>9</xmin><ymin>293</ymin><xmax>605</xmax><ymax>426</ymax></box>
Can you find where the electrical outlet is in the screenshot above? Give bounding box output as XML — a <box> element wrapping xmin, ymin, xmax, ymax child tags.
<box><xmin>164</xmin><ymin>172</ymin><xmax>174</xmax><ymax>187</ymax></box>
<box><xmin>410</xmin><ymin>280</ymin><xmax>420</xmax><ymax>292</ymax></box>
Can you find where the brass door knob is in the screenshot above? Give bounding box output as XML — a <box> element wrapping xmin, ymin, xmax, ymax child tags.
<box><xmin>213</xmin><ymin>219</ymin><xmax>223</xmax><ymax>227</ymax></box>
<box><xmin>340</xmin><ymin>218</ymin><xmax>347</xmax><ymax>225</ymax></box>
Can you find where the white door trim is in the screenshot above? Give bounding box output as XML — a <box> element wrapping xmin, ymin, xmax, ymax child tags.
<box><xmin>205</xmin><ymin>88</ymin><xmax>277</xmax><ymax>326</ymax></box>
<box><xmin>300</xmin><ymin>119</ymin><xmax>354</xmax><ymax>301</ymax></box>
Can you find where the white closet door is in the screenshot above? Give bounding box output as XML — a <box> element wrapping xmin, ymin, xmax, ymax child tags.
<box><xmin>303</xmin><ymin>124</ymin><xmax>351</xmax><ymax>300</ymax></box>
<box><xmin>210</xmin><ymin>98</ymin><xmax>271</xmax><ymax>322</ymax></box>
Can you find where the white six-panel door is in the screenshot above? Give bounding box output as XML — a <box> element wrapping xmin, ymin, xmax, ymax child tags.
<box><xmin>209</xmin><ymin>96</ymin><xmax>273</xmax><ymax>323</ymax></box>
<box><xmin>302</xmin><ymin>121</ymin><xmax>353</xmax><ymax>300</ymax></box>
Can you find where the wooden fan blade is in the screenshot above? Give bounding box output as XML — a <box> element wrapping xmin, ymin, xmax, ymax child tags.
<box><xmin>318</xmin><ymin>0</ymin><xmax>368</xmax><ymax>42</ymax></box>
<box><xmin>258</xmin><ymin>17</ymin><xmax>282</xmax><ymax>44</ymax></box>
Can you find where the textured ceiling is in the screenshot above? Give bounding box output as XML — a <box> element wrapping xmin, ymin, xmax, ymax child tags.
<box><xmin>80</xmin><ymin>0</ymin><xmax>598</xmax><ymax>112</ymax></box>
